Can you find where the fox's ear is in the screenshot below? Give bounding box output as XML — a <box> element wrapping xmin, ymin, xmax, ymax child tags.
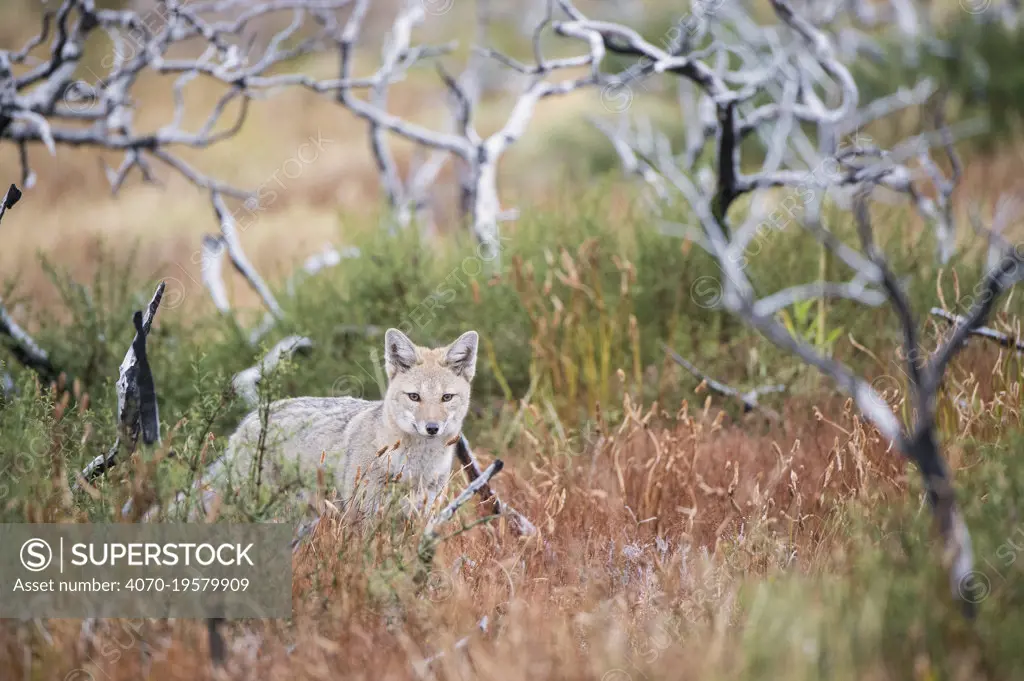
<box><xmin>444</xmin><ymin>330</ymin><xmax>478</xmax><ymax>381</ymax></box>
<box><xmin>384</xmin><ymin>328</ymin><xmax>419</xmax><ymax>378</ymax></box>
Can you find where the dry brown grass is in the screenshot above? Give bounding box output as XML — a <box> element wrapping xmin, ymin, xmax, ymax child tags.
<box><xmin>6</xmin><ymin>322</ymin><xmax>1024</xmax><ymax>680</ymax></box>
<box><xmin>0</xmin><ymin>384</ymin><xmax>913</xmax><ymax>681</ymax></box>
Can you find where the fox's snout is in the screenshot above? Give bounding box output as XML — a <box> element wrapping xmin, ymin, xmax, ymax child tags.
<box><xmin>411</xmin><ymin>404</ymin><xmax>450</xmax><ymax>437</ymax></box>
<box><xmin>414</xmin><ymin>414</ymin><xmax>445</xmax><ymax>437</ymax></box>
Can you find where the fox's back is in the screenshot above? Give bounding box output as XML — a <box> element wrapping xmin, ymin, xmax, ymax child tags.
<box><xmin>220</xmin><ymin>395</ymin><xmax>383</xmax><ymax>488</ymax></box>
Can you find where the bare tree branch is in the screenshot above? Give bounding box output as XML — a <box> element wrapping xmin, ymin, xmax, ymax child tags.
<box><xmin>931</xmin><ymin>307</ymin><xmax>1024</xmax><ymax>354</ymax></box>
<box><xmin>77</xmin><ymin>281</ymin><xmax>166</xmax><ymax>486</ymax></box>
<box><xmin>3</xmin><ymin>0</ymin><xmax>360</xmax><ymax>197</ymax></box>
<box><xmin>231</xmin><ymin>335</ymin><xmax>314</xmax><ymax>408</ymax></box>
<box><xmin>0</xmin><ymin>183</ymin><xmax>61</xmax><ymax>384</ymax></box>
<box><xmin>211</xmin><ymin>191</ymin><xmax>283</xmax><ymax>320</ymax></box>
<box><xmin>416</xmin><ymin>458</ymin><xmax>504</xmax><ymax>583</ymax></box>
<box><xmin>454</xmin><ymin>434</ymin><xmax>536</xmax><ymax>537</ymax></box>
<box><xmin>586</xmin><ymin>0</ymin><xmax>981</xmax><ymax>264</ymax></box>
<box><xmin>661</xmin><ymin>343</ymin><xmax>785</xmax><ymax>419</ymax></box>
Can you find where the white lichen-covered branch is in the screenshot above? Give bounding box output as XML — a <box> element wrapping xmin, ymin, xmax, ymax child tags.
<box><xmin>331</xmin><ymin>0</ymin><xmax>610</xmax><ymax>263</ymax></box>
<box><xmin>2</xmin><ymin>0</ymin><xmax>362</xmax><ymax>193</ymax></box>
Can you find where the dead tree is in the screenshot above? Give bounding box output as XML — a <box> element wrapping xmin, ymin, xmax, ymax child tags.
<box><xmin>1</xmin><ymin>0</ymin><xmax>373</xmax><ymax>342</ymax></box>
<box><xmin>117</xmin><ymin>332</ymin><xmax>313</xmax><ymax>521</ymax></box>
<box><xmin>328</xmin><ymin>0</ymin><xmax>613</xmax><ymax>265</ymax></box>
<box><xmin>569</xmin><ymin>0</ymin><xmax>1018</xmax><ymax>616</ymax></box>
<box><xmin>587</xmin><ymin>0</ymin><xmax>981</xmax><ymax>265</ymax></box>
<box><xmin>2</xmin><ymin>184</ymin><xmax>167</xmax><ymax>486</ymax></box>
<box><xmin>3</xmin><ymin>0</ymin><xmax>358</xmax><ymax>194</ymax></box>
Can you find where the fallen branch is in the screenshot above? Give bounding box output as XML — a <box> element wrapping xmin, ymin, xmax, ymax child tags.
<box><xmin>231</xmin><ymin>335</ymin><xmax>314</xmax><ymax>408</ymax></box>
<box><xmin>416</xmin><ymin>459</ymin><xmax>504</xmax><ymax>586</ymax></box>
<box><xmin>288</xmin><ymin>433</ymin><xmax>530</xmax><ymax>555</ymax></box>
<box><xmin>454</xmin><ymin>433</ymin><xmax>537</xmax><ymax>536</ymax></box>
<box><xmin>212</xmin><ymin>192</ymin><xmax>283</xmax><ymax>320</ymax></box>
<box><xmin>0</xmin><ymin>300</ymin><xmax>59</xmax><ymax>385</ymax></box>
<box><xmin>200</xmin><ymin>235</ymin><xmax>232</xmax><ymax>316</ymax></box>
<box><xmin>201</xmin><ymin>230</ymin><xmax>360</xmax><ymax>346</ymax></box>
<box><xmin>930</xmin><ymin>307</ymin><xmax>1024</xmax><ymax>353</ymax></box>
<box><xmin>661</xmin><ymin>343</ymin><xmax>785</xmax><ymax>419</ymax></box>
<box><xmin>285</xmin><ymin>245</ymin><xmax>361</xmax><ymax>296</ymax></box>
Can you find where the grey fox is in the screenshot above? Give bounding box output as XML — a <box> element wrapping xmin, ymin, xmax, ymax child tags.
<box><xmin>167</xmin><ymin>328</ymin><xmax>479</xmax><ymax>521</ymax></box>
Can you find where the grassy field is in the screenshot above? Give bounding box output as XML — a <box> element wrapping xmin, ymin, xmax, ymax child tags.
<box><xmin>4</xmin><ymin>1</ymin><xmax>1024</xmax><ymax>679</ymax></box>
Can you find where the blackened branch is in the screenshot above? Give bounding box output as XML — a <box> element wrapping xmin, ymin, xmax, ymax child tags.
<box><xmin>455</xmin><ymin>434</ymin><xmax>536</xmax><ymax>537</ymax></box>
<box><xmin>131</xmin><ymin>310</ymin><xmax>160</xmax><ymax>446</ymax></box>
<box><xmin>930</xmin><ymin>308</ymin><xmax>1024</xmax><ymax>354</ymax></box>
<box><xmin>77</xmin><ymin>282</ymin><xmax>166</xmax><ymax>486</ymax></box>
<box><xmin>661</xmin><ymin>343</ymin><xmax>785</xmax><ymax>419</ymax></box>
<box><xmin>416</xmin><ymin>459</ymin><xmax>504</xmax><ymax>583</ymax></box>
<box><xmin>713</xmin><ymin>100</ymin><xmax>740</xmax><ymax>226</ymax></box>
<box><xmin>853</xmin><ymin>192</ymin><xmax>924</xmax><ymax>391</ymax></box>
<box><xmin>0</xmin><ymin>183</ymin><xmax>61</xmax><ymax>384</ymax></box>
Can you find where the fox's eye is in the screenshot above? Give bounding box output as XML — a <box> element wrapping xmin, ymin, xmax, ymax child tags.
<box><xmin>441</xmin><ymin>393</ymin><xmax>454</xmax><ymax>402</ymax></box>
<box><xmin>407</xmin><ymin>392</ymin><xmax>420</xmax><ymax>402</ymax></box>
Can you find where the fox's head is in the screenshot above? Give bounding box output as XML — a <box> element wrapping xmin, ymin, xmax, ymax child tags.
<box><xmin>382</xmin><ymin>328</ymin><xmax>478</xmax><ymax>440</ymax></box>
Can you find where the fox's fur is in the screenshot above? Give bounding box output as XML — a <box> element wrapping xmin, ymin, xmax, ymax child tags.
<box><xmin>191</xmin><ymin>328</ymin><xmax>479</xmax><ymax>519</ymax></box>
